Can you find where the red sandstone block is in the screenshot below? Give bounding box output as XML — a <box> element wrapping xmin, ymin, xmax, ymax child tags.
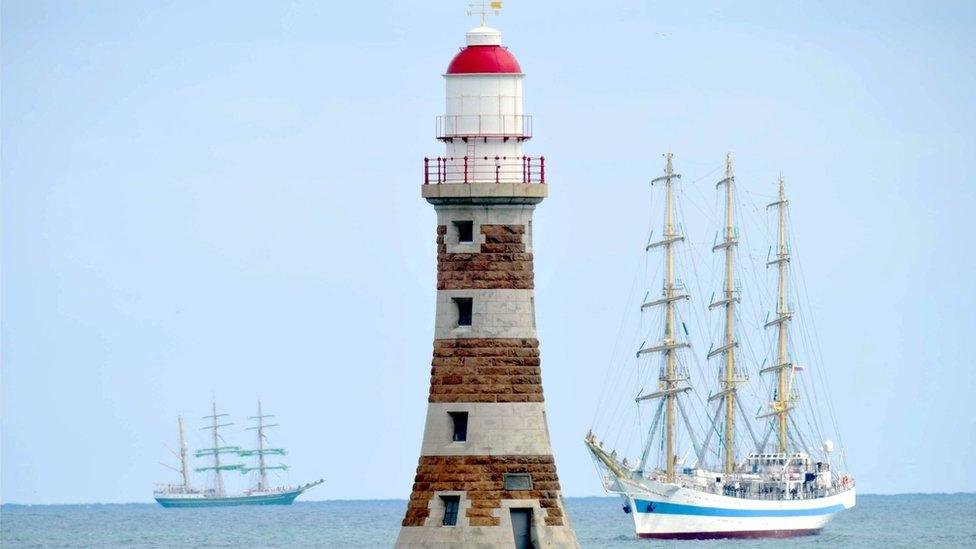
<box><xmin>482</xmin><ymin>233</ymin><xmax>524</xmax><ymax>243</ymax></box>
<box><xmin>479</xmin><ymin>224</ymin><xmax>525</xmax><ymax>235</ymax></box>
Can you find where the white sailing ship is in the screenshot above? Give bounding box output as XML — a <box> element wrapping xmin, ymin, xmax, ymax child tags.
<box><xmin>586</xmin><ymin>153</ymin><xmax>854</xmax><ymax>539</ymax></box>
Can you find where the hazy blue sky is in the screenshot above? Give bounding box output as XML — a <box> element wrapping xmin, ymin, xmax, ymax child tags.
<box><xmin>2</xmin><ymin>1</ymin><xmax>974</xmax><ymax>504</ymax></box>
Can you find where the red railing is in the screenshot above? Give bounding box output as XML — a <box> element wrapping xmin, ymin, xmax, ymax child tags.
<box><xmin>424</xmin><ymin>156</ymin><xmax>545</xmax><ymax>185</ymax></box>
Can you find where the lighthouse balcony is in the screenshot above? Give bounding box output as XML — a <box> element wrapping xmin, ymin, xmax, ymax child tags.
<box><xmin>424</xmin><ymin>155</ymin><xmax>544</xmax><ymax>185</ymax></box>
<box><xmin>436</xmin><ymin>114</ymin><xmax>532</xmax><ymax>141</ymax></box>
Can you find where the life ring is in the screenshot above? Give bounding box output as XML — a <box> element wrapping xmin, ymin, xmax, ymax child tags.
<box><xmin>841</xmin><ymin>475</ymin><xmax>851</xmax><ymax>486</ymax></box>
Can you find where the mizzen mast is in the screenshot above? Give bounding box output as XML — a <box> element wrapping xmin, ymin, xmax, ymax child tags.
<box><xmin>764</xmin><ymin>176</ymin><xmax>794</xmax><ymax>452</ymax></box>
<box><xmin>709</xmin><ymin>153</ymin><xmax>744</xmax><ymax>475</ymax></box>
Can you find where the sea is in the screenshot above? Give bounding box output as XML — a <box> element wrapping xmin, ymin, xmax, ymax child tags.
<box><xmin>2</xmin><ymin>494</ymin><xmax>974</xmax><ymax>548</ymax></box>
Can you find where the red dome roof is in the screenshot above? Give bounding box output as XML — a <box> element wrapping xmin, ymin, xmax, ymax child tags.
<box><xmin>446</xmin><ymin>45</ymin><xmax>522</xmax><ymax>75</ymax></box>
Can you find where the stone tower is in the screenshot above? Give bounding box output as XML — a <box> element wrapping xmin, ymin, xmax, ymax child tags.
<box><xmin>394</xmin><ymin>21</ymin><xmax>579</xmax><ymax>549</ymax></box>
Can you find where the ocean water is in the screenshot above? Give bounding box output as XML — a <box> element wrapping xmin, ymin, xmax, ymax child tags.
<box><xmin>2</xmin><ymin>494</ymin><xmax>974</xmax><ymax>548</ymax></box>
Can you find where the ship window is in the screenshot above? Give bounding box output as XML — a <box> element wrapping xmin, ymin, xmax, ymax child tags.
<box><xmin>454</xmin><ymin>220</ymin><xmax>474</xmax><ymax>243</ymax></box>
<box><xmin>454</xmin><ymin>298</ymin><xmax>473</xmax><ymax>326</ymax></box>
<box><xmin>503</xmin><ymin>473</ymin><xmax>533</xmax><ymax>491</ymax></box>
<box><xmin>442</xmin><ymin>495</ymin><xmax>460</xmax><ymax>526</ymax></box>
<box><xmin>449</xmin><ymin>411</ymin><xmax>468</xmax><ymax>442</ymax></box>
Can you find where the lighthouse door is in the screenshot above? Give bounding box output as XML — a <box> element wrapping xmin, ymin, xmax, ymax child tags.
<box><xmin>509</xmin><ymin>508</ymin><xmax>534</xmax><ymax>549</ymax></box>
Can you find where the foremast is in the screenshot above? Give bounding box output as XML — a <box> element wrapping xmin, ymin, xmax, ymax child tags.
<box><xmin>763</xmin><ymin>176</ymin><xmax>795</xmax><ymax>452</ymax></box>
<box><xmin>178</xmin><ymin>415</ymin><xmax>191</xmax><ymax>492</ymax></box>
<box><xmin>709</xmin><ymin>153</ymin><xmax>746</xmax><ymax>475</ymax></box>
<box><xmin>196</xmin><ymin>401</ymin><xmax>243</xmax><ymax>497</ymax></box>
<box><xmin>635</xmin><ymin>153</ymin><xmax>694</xmax><ymax>483</ymax></box>
<box><xmin>240</xmin><ymin>400</ymin><xmax>288</xmax><ymax>491</ymax></box>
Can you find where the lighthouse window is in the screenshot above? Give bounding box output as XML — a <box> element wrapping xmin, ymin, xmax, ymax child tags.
<box><xmin>449</xmin><ymin>411</ymin><xmax>468</xmax><ymax>442</ymax></box>
<box><xmin>454</xmin><ymin>220</ymin><xmax>474</xmax><ymax>243</ymax></box>
<box><xmin>454</xmin><ymin>298</ymin><xmax>473</xmax><ymax>326</ymax></box>
<box><xmin>441</xmin><ymin>495</ymin><xmax>460</xmax><ymax>526</ymax></box>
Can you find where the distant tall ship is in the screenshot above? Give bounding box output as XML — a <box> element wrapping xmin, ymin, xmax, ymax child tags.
<box><xmin>586</xmin><ymin>154</ymin><xmax>854</xmax><ymax>539</ymax></box>
<box><xmin>154</xmin><ymin>401</ymin><xmax>324</xmax><ymax>508</ymax></box>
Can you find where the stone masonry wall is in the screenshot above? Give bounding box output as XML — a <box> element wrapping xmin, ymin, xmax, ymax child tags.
<box><xmin>437</xmin><ymin>224</ymin><xmax>534</xmax><ymax>290</ymax></box>
<box><xmin>402</xmin><ymin>455</ymin><xmax>566</xmax><ymax>527</ymax></box>
<box><xmin>428</xmin><ymin>338</ymin><xmax>543</xmax><ymax>403</ymax></box>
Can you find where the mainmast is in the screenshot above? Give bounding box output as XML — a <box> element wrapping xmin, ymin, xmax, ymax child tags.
<box><xmin>196</xmin><ymin>400</ymin><xmax>242</xmax><ymax>497</ymax></box>
<box><xmin>764</xmin><ymin>176</ymin><xmax>793</xmax><ymax>453</ymax></box>
<box><xmin>709</xmin><ymin>153</ymin><xmax>743</xmax><ymax>475</ymax></box>
<box><xmin>241</xmin><ymin>401</ymin><xmax>287</xmax><ymax>491</ymax></box>
<box><xmin>636</xmin><ymin>153</ymin><xmax>693</xmax><ymax>483</ymax></box>
<box><xmin>663</xmin><ymin>153</ymin><xmax>678</xmax><ymax>482</ymax></box>
<box><xmin>178</xmin><ymin>415</ymin><xmax>191</xmax><ymax>492</ymax></box>
<box><xmin>256</xmin><ymin>401</ymin><xmax>267</xmax><ymax>491</ymax></box>
<box><xmin>210</xmin><ymin>402</ymin><xmax>224</xmax><ymax>496</ymax></box>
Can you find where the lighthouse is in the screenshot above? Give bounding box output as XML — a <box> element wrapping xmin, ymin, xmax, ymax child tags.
<box><xmin>395</xmin><ymin>11</ymin><xmax>579</xmax><ymax>549</ymax></box>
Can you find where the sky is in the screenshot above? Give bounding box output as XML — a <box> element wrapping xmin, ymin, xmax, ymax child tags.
<box><xmin>2</xmin><ymin>1</ymin><xmax>974</xmax><ymax>504</ymax></box>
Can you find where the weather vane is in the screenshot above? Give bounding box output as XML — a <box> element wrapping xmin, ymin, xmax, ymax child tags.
<box><xmin>467</xmin><ymin>1</ymin><xmax>502</xmax><ymax>27</ymax></box>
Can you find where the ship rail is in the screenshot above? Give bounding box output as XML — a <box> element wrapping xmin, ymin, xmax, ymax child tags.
<box><xmin>638</xmin><ymin>473</ymin><xmax>855</xmax><ymax>502</ymax></box>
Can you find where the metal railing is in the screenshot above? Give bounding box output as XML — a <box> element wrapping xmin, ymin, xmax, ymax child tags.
<box><xmin>424</xmin><ymin>155</ymin><xmax>545</xmax><ymax>185</ymax></box>
<box><xmin>436</xmin><ymin>114</ymin><xmax>532</xmax><ymax>139</ymax></box>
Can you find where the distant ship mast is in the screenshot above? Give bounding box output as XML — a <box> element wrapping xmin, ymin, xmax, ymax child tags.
<box><xmin>241</xmin><ymin>401</ymin><xmax>288</xmax><ymax>492</ymax></box>
<box><xmin>196</xmin><ymin>401</ymin><xmax>242</xmax><ymax>497</ymax></box>
<box><xmin>178</xmin><ymin>415</ymin><xmax>191</xmax><ymax>492</ymax></box>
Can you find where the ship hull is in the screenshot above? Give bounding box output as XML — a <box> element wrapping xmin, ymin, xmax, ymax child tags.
<box><xmin>155</xmin><ymin>489</ymin><xmax>302</xmax><ymax>508</ymax></box>
<box><xmin>626</xmin><ymin>483</ymin><xmax>855</xmax><ymax>540</ymax></box>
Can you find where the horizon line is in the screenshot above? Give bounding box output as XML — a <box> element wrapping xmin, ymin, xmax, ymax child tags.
<box><xmin>3</xmin><ymin>492</ymin><xmax>975</xmax><ymax>507</ymax></box>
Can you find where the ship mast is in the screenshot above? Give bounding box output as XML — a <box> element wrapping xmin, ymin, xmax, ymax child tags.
<box><xmin>257</xmin><ymin>401</ymin><xmax>267</xmax><ymax>491</ymax></box>
<box><xmin>635</xmin><ymin>153</ymin><xmax>694</xmax><ymax>483</ymax></box>
<box><xmin>241</xmin><ymin>401</ymin><xmax>287</xmax><ymax>490</ymax></box>
<box><xmin>710</xmin><ymin>153</ymin><xmax>742</xmax><ymax>475</ymax></box>
<box><xmin>663</xmin><ymin>153</ymin><xmax>678</xmax><ymax>482</ymax></box>
<box><xmin>210</xmin><ymin>402</ymin><xmax>225</xmax><ymax>496</ymax></box>
<box><xmin>196</xmin><ymin>400</ymin><xmax>243</xmax><ymax>497</ymax></box>
<box><xmin>764</xmin><ymin>176</ymin><xmax>793</xmax><ymax>453</ymax></box>
<box><xmin>178</xmin><ymin>415</ymin><xmax>191</xmax><ymax>492</ymax></box>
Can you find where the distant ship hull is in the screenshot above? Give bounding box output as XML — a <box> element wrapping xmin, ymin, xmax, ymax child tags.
<box><xmin>155</xmin><ymin>490</ymin><xmax>300</xmax><ymax>508</ymax></box>
<box><xmin>154</xmin><ymin>480</ymin><xmax>323</xmax><ymax>508</ymax></box>
<box><xmin>626</xmin><ymin>483</ymin><xmax>855</xmax><ymax>539</ymax></box>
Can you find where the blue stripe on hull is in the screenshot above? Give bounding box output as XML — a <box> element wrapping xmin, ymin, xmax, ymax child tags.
<box><xmin>634</xmin><ymin>499</ymin><xmax>844</xmax><ymax>518</ymax></box>
<box><xmin>155</xmin><ymin>491</ymin><xmax>301</xmax><ymax>508</ymax></box>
